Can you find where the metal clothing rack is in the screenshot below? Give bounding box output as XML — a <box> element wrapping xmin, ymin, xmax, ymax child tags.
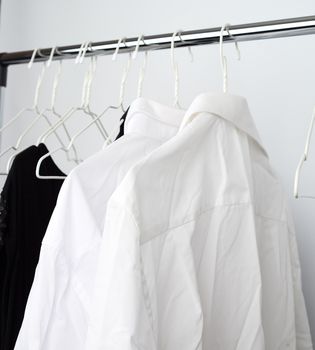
<box><xmin>0</xmin><ymin>15</ymin><xmax>314</xmax><ymax>87</ymax></box>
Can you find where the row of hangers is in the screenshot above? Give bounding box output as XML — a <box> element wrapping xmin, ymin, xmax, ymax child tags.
<box><xmin>0</xmin><ymin>23</ymin><xmax>239</xmax><ymax>180</ymax></box>
<box><xmin>0</xmin><ymin>23</ymin><xmax>312</xmax><ymax>199</ymax></box>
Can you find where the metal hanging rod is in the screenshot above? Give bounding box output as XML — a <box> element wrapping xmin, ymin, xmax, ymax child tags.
<box><xmin>0</xmin><ymin>15</ymin><xmax>314</xmax><ymax>87</ymax></box>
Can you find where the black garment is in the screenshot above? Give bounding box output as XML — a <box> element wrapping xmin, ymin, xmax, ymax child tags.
<box><xmin>115</xmin><ymin>106</ymin><xmax>129</xmax><ymax>140</ymax></box>
<box><xmin>0</xmin><ymin>143</ymin><xmax>65</xmax><ymax>350</ymax></box>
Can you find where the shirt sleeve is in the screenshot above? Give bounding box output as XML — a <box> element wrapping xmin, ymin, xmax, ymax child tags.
<box><xmin>85</xmin><ymin>199</ymin><xmax>157</xmax><ymax>350</ymax></box>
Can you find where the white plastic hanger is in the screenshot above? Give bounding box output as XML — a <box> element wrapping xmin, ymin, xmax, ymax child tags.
<box><xmin>170</xmin><ymin>30</ymin><xmax>194</xmax><ymax>109</ymax></box>
<box><xmin>38</xmin><ymin>42</ymin><xmax>108</xmax><ymax>142</ymax></box>
<box><xmin>41</xmin><ymin>112</ymin><xmax>126</xmax><ymax>179</ymax></box>
<box><xmin>104</xmin><ymin>36</ymin><xmax>131</xmax><ymax>114</ymax></box>
<box><xmin>5</xmin><ymin>47</ymin><xmax>79</xmax><ymax>173</ymax></box>
<box><xmin>94</xmin><ymin>37</ymin><xmax>133</xmax><ymax>148</ymax></box>
<box><xmin>49</xmin><ymin>55</ymin><xmax>112</xmax><ymax>156</ymax></box>
<box><xmin>36</xmin><ymin>44</ymin><xmax>87</xmax><ymax>145</ymax></box>
<box><xmin>37</xmin><ymin>41</ymin><xmax>109</xmax><ymax>147</ymax></box>
<box><xmin>68</xmin><ymin>35</ymin><xmax>148</xmax><ymax>153</ymax></box>
<box><xmin>0</xmin><ymin>49</ymin><xmax>64</xmax><ymax>170</ymax></box>
<box><xmin>219</xmin><ymin>23</ymin><xmax>241</xmax><ymax>93</ymax></box>
<box><xmin>65</xmin><ymin>36</ymin><xmax>138</xmax><ymax>153</ymax></box>
<box><xmin>178</xmin><ymin>25</ymin><xmax>240</xmax><ymax>132</ymax></box>
<box><xmin>35</xmin><ymin>114</ymin><xmax>121</xmax><ymax>180</ymax></box>
<box><xmin>35</xmin><ymin>42</ymin><xmax>111</xmax><ymax>179</ymax></box>
<box><xmin>35</xmin><ymin>49</ymin><xmax>80</xmax><ymax>162</ymax></box>
<box><xmin>294</xmin><ymin>106</ymin><xmax>315</xmax><ymax>199</ymax></box>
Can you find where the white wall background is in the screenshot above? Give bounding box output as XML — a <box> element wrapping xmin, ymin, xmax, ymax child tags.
<box><xmin>0</xmin><ymin>0</ymin><xmax>315</xmax><ymax>343</ymax></box>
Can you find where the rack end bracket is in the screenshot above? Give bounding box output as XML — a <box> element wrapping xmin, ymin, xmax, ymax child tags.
<box><xmin>0</xmin><ymin>53</ymin><xmax>8</xmax><ymax>87</ymax></box>
<box><xmin>0</xmin><ymin>65</ymin><xmax>8</xmax><ymax>87</ymax></box>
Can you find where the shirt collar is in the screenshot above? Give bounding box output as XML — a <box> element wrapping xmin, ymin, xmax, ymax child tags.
<box><xmin>124</xmin><ymin>97</ymin><xmax>185</xmax><ymax>141</ymax></box>
<box><xmin>179</xmin><ymin>92</ymin><xmax>267</xmax><ymax>156</ymax></box>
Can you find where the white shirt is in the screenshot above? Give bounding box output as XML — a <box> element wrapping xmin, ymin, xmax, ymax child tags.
<box><xmin>86</xmin><ymin>92</ymin><xmax>313</xmax><ymax>350</ymax></box>
<box><xmin>14</xmin><ymin>98</ymin><xmax>185</xmax><ymax>350</ymax></box>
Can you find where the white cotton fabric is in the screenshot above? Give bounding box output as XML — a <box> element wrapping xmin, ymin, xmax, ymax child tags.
<box><xmin>14</xmin><ymin>98</ymin><xmax>185</xmax><ymax>350</ymax></box>
<box><xmin>86</xmin><ymin>92</ymin><xmax>313</xmax><ymax>350</ymax></box>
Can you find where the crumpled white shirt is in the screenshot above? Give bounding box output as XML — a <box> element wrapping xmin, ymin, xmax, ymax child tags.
<box><xmin>14</xmin><ymin>98</ymin><xmax>185</xmax><ymax>350</ymax></box>
<box><xmin>86</xmin><ymin>92</ymin><xmax>313</xmax><ymax>350</ymax></box>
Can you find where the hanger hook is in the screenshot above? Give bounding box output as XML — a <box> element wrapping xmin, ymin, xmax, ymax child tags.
<box><xmin>111</xmin><ymin>37</ymin><xmax>131</xmax><ymax>111</ymax></box>
<box><xmin>32</xmin><ymin>64</ymin><xmax>46</xmax><ymax>109</ymax></box>
<box><xmin>112</xmin><ymin>37</ymin><xmax>127</xmax><ymax>61</ymax></box>
<box><xmin>75</xmin><ymin>41</ymin><xmax>88</xmax><ymax>64</ymax></box>
<box><xmin>132</xmin><ymin>35</ymin><xmax>148</xmax><ymax>98</ymax></box>
<box><xmin>170</xmin><ymin>30</ymin><xmax>193</xmax><ymax>108</ymax></box>
<box><xmin>85</xmin><ymin>55</ymin><xmax>97</xmax><ymax>108</ymax></box>
<box><xmin>80</xmin><ymin>41</ymin><xmax>93</xmax><ymax>64</ymax></box>
<box><xmin>137</xmin><ymin>50</ymin><xmax>148</xmax><ymax>98</ymax></box>
<box><xmin>132</xmin><ymin>34</ymin><xmax>144</xmax><ymax>60</ymax></box>
<box><xmin>75</xmin><ymin>41</ymin><xmax>93</xmax><ymax>107</ymax></box>
<box><xmin>28</xmin><ymin>49</ymin><xmax>38</xmax><ymax>69</ymax></box>
<box><xmin>51</xmin><ymin>60</ymin><xmax>62</xmax><ymax>110</ymax></box>
<box><xmin>171</xmin><ymin>30</ymin><xmax>181</xmax><ymax>108</ymax></box>
<box><xmin>177</xmin><ymin>31</ymin><xmax>194</xmax><ymax>63</ymax></box>
<box><xmin>219</xmin><ymin>23</ymin><xmax>241</xmax><ymax>93</ymax></box>
<box><xmin>46</xmin><ymin>46</ymin><xmax>61</xmax><ymax>109</ymax></box>
<box><xmin>46</xmin><ymin>46</ymin><xmax>56</xmax><ymax>67</ymax></box>
<box><xmin>119</xmin><ymin>38</ymin><xmax>131</xmax><ymax>111</ymax></box>
<box><xmin>28</xmin><ymin>48</ymin><xmax>48</xmax><ymax>108</ymax></box>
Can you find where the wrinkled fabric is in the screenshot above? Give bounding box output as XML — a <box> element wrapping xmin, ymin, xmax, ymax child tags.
<box><xmin>14</xmin><ymin>98</ymin><xmax>184</xmax><ymax>350</ymax></box>
<box><xmin>86</xmin><ymin>92</ymin><xmax>313</xmax><ymax>350</ymax></box>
